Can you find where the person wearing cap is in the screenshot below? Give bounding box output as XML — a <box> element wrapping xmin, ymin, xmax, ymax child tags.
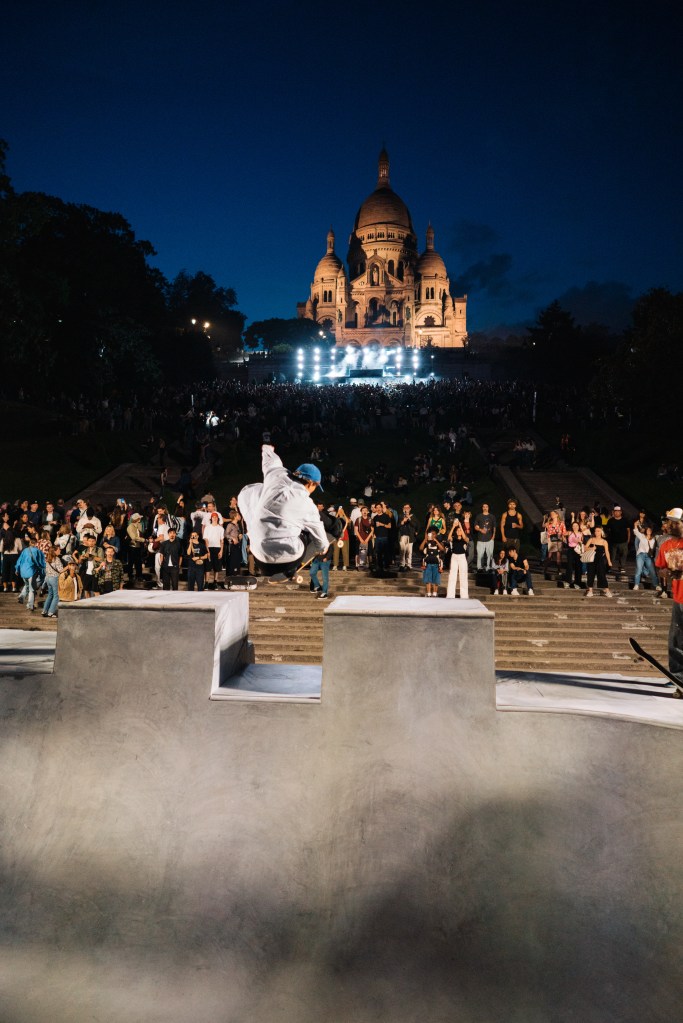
<box><xmin>655</xmin><ymin>507</ymin><xmax>683</xmax><ymax>684</ymax></box>
<box><xmin>126</xmin><ymin>512</ymin><xmax>146</xmax><ymax>586</ymax></box>
<box><xmin>237</xmin><ymin>445</ymin><xmax>330</xmax><ymax>579</ymax></box>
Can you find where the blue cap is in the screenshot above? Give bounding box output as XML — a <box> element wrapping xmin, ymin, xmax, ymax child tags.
<box><xmin>294</xmin><ymin>463</ymin><xmax>323</xmax><ymax>491</ymax></box>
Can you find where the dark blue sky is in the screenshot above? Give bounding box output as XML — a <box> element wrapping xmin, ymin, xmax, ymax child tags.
<box><xmin>3</xmin><ymin>0</ymin><xmax>682</xmax><ymax>332</ymax></box>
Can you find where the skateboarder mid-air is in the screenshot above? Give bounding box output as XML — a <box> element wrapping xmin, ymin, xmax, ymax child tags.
<box><xmin>238</xmin><ymin>445</ymin><xmax>330</xmax><ymax>581</ymax></box>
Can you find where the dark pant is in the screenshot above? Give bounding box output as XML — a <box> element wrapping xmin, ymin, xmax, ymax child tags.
<box><xmin>610</xmin><ymin>542</ymin><xmax>628</xmax><ymax>573</ymax></box>
<box><xmin>162</xmin><ymin>566</ymin><xmax>180</xmax><ymax>590</ymax></box>
<box><xmin>564</xmin><ymin>548</ymin><xmax>583</xmax><ymax>587</ymax></box>
<box><xmin>374</xmin><ymin>537</ymin><xmax>390</xmax><ymax>572</ymax></box>
<box><xmin>669</xmin><ymin>600</ymin><xmax>683</xmax><ymax>683</ymax></box>
<box><xmin>128</xmin><ymin>545</ymin><xmax>144</xmax><ymax>581</ymax></box>
<box><xmin>187</xmin><ymin>563</ymin><xmax>205</xmax><ymax>591</ymax></box>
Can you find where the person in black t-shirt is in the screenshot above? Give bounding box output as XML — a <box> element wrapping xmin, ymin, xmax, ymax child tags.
<box><xmin>419</xmin><ymin>529</ymin><xmax>445</xmax><ymax>597</ymax></box>
<box><xmin>373</xmin><ymin>506</ymin><xmax>393</xmax><ymax>573</ymax></box>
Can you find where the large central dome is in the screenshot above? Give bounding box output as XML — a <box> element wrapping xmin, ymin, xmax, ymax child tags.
<box><xmin>353</xmin><ymin>149</ymin><xmax>414</xmax><ymax>232</ymax></box>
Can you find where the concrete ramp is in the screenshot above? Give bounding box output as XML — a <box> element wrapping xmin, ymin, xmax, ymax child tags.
<box><xmin>0</xmin><ymin>593</ymin><xmax>681</xmax><ymax>1022</ymax></box>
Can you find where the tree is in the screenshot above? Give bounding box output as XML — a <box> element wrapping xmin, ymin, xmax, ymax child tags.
<box><xmin>601</xmin><ymin>288</ymin><xmax>683</xmax><ymax>422</ymax></box>
<box><xmin>525</xmin><ymin>300</ymin><xmax>580</xmax><ymax>353</ymax></box>
<box><xmin>166</xmin><ymin>270</ymin><xmax>246</xmax><ymax>369</ymax></box>
<box><xmin>242</xmin><ymin>317</ymin><xmax>323</xmax><ymax>352</ymax></box>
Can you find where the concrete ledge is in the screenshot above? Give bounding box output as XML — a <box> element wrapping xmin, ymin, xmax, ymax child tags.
<box><xmin>576</xmin><ymin>466</ymin><xmax>638</xmax><ymax>520</ymax></box>
<box><xmin>55</xmin><ymin>590</ymin><xmax>251</xmax><ymax>691</ymax></box>
<box><xmin>325</xmin><ymin>595</ymin><xmax>493</xmax><ymax>618</ymax></box>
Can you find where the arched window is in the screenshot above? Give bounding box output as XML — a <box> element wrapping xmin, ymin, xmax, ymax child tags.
<box><xmin>397</xmin><ymin>261</ymin><xmax>404</xmax><ymax>280</ymax></box>
<box><xmin>388</xmin><ymin>259</ymin><xmax>395</xmax><ymax>277</ymax></box>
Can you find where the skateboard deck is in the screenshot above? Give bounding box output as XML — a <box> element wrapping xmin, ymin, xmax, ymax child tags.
<box><xmin>227</xmin><ymin>576</ymin><xmax>258</xmax><ymax>591</ymax></box>
<box><xmin>629</xmin><ymin>637</ymin><xmax>683</xmax><ymax>696</ymax></box>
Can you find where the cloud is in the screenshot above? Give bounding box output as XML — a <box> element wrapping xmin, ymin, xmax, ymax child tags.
<box><xmin>555</xmin><ymin>280</ymin><xmax>635</xmax><ymax>331</ymax></box>
<box><xmin>448</xmin><ymin>219</ymin><xmax>500</xmax><ymax>259</ymax></box>
<box><xmin>447</xmin><ymin>219</ymin><xmax>544</xmax><ymax>308</ymax></box>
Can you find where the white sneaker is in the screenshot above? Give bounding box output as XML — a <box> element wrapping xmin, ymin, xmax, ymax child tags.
<box><xmin>527</xmin><ymin>589</ymin><xmax>534</xmax><ymax>596</ymax></box>
<box><xmin>605</xmin><ymin>590</ymin><xmax>613</xmax><ymax>598</ymax></box>
<box><xmin>586</xmin><ymin>590</ymin><xmax>594</xmax><ymax>597</ymax></box>
<box><xmin>511</xmin><ymin>588</ymin><xmax>519</xmax><ymax>596</ymax></box>
<box><xmin>632</xmin><ymin>584</ymin><xmax>639</xmax><ymax>590</ymax></box>
<box><xmin>493</xmin><ymin>591</ymin><xmax>499</xmax><ymax>596</ymax></box>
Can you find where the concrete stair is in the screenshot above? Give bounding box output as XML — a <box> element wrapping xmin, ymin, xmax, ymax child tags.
<box><xmin>1</xmin><ymin>569</ymin><xmax>672</xmax><ymax>678</ymax></box>
<box><xmin>247</xmin><ymin>568</ymin><xmax>671</xmax><ymax>676</ymax></box>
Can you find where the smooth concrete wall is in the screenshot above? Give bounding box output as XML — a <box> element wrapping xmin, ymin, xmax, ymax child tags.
<box><xmin>0</xmin><ymin>594</ymin><xmax>681</xmax><ymax>1022</ymax></box>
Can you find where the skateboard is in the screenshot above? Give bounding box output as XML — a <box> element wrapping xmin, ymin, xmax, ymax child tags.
<box><xmin>294</xmin><ymin>532</ymin><xmax>336</xmax><ymax>584</ymax></box>
<box><xmin>356</xmin><ymin>544</ymin><xmax>369</xmax><ymax>569</ymax></box>
<box><xmin>628</xmin><ymin>637</ymin><xmax>683</xmax><ymax>696</ymax></box>
<box><xmin>226</xmin><ymin>576</ymin><xmax>258</xmax><ymax>591</ymax></box>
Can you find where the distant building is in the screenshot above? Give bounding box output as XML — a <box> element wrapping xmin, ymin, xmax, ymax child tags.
<box><xmin>298</xmin><ymin>149</ymin><xmax>467</xmax><ymax>348</ymax></box>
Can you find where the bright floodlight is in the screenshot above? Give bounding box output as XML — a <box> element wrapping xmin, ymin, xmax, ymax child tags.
<box><xmin>297</xmin><ymin>347</ymin><xmax>304</xmax><ymax>355</ymax></box>
<box><xmin>404</xmin><ymin>374</ymin><xmax>411</xmax><ymax>381</ymax></box>
<box><xmin>297</xmin><ymin>372</ymin><xmax>303</xmax><ymax>378</ymax></box>
<box><xmin>346</xmin><ymin>345</ymin><xmax>353</xmax><ymax>354</ymax></box>
<box><xmin>313</xmin><ymin>370</ymin><xmax>320</xmax><ymax>381</ymax></box>
<box><xmin>314</xmin><ymin>347</ymin><xmax>320</xmax><ymax>354</ymax></box>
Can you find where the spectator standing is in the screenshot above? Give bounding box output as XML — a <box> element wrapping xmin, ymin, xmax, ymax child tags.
<box><xmin>633</xmin><ymin>524</ymin><xmax>659</xmax><ymax>590</ymax></box>
<box><xmin>605</xmin><ymin>506</ymin><xmax>630</xmax><ymax>578</ymax></box>
<box><xmin>95</xmin><ymin>546</ymin><xmax>126</xmax><ymax>594</ymax></box>
<box><xmin>500</xmin><ymin>500</ymin><xmax>524</xmax><ymax>552</ymax></box>
<box><xmin>16</xmin><ymin>538</ymin><xmax>46</xmax><ymax>613</ymax></box>
<box><xmin>373</xmin><ymin>504</ymin><xmax>393</xmax><ymax>573</ymax></box>
<box><xmin>58</xmin><ymin>561</ymin><xmax>83</xmax><ymax>603</ymax></box>
<box><xmin>420</xmin><ymin>529</ymin><xmax>445</xmax><ymax>597</ymax></box>
<box><xmin>584</xmin><ymin>526</ymin><xmax>613</xmax><ymax>597</ymax></box>
<box><xmin>654</xmin><ymin>507</ymin><xmax>683</xmax><ymax>684</ymax></box>
<box><xmin>126</xmin><ymin>513</ymin><xmax>146</xmax><ymax>586</ymax></box>
<box><xmin>445</xmin><ymin>524</ymin><xmax>469</xmax><ymax>599</ymax></box>
<box><xmin>186</xmin><ymin>530</ymin><xmax>209</xmax><ymax>591</ymax></box>
<box><xmin>332</xmin><ymin>506</ymin><xmax>351</xmax><ymax>571</ymax></box>
<box><xmin>398</xmin><ymin>504</ymin><xmax>419</xmax><ymax>572</ymax></box>
<box><xmin>41</xmin><ymin>547</ymin><xmax>64</xmax><ymax>617</ymax></box>
<box><xmin>159</xmin><ymin>527</ymin><xmax>182</xmax><ymax>591</ymax></box>
<box><xmin>474</xmin><ymin>503</ymin><xmax>496</xmax><ymax>570</ymax></box>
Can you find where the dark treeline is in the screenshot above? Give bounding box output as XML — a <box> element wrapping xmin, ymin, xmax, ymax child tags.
<box><xmin>2</xmin><ymin>139</ymin><xmax>681</xmax><ymax>424</ymax></box>
<box><xmin>0</xmin><ymin>141</ymin><xmax>245</xmax><ymax>399</ymax></box>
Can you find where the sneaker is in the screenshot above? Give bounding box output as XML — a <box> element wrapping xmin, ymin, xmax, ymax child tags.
<box><xmin>493</xmin><ymin>591</ymin><xmax>499</xmax><ymax>596</ymax></box>
<box><xmin>41</xmin><ymin>612</ymin><xmax>47</xmax><ymax>618</ymax></box>
<box><xmin>605</xmin><ymin>590</ymin><xmax>613</xmax><ymax>598</ymax></box>
<box><xmin>17</xmin><ymin>596</ymin><xmax>24</xmax><ymax>604</ymax></box>
<box><xmin>317</xmin><ymin>592</ymin><xmax>328</xmax><ymax>599</ymax></box>
<box><xmin>655</xmin><ymin>585</ymin><xmax>662</xmax><ymax>593</ymax></box>
<box><xmin>502</xmin><ymin>591</ymin><xmax>508</xmax><ymax>596</ymax></box>
<box><xmin>659</xmin><ymin>591</ymin><xmax>669</xmax><ymax>599</ymax></box>
<box><xmin>527</xmin><ymin>589</ymin><xmax>535</xmax><ymax>596</ymax></box>
<box><xmin>632</xmin><ymin>584</ymin><xmax>639</xmax><ymax>590</ymax></box>
<box><xmin>47</xmin><ymin>613</ymin><xmax>56</xmax><ymax>618</ymax></box>
<box><xmin>585</xmin><ymin>590</ymin><xmax>594</xmax><ymax>597</ymax></box>
<box><xmin>342</xmin><ymin>566</ymin><xmax>347</xmax><ymax>571</ymax></box>
<box><xmin>511</xmin><ymin>589</ymin><xmax>519</xmax><ymax>596</ymax></box>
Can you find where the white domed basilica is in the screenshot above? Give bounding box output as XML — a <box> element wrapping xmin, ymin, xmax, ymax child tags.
<box><xmin>298</xmin><ymin>149</ymin><xmax>467</xmax><ymax>348</ymax></box>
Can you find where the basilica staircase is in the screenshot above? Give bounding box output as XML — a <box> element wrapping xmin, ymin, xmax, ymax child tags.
<box><xmin>0</xmin><ymin>567</ymin><xmax>670</xmax><ymax>678</ymax></box>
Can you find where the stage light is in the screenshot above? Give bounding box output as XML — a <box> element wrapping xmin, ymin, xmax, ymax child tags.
<box><xmin>313</xmin><ymin>371</ymin><xmax>320</xmax><ymax>381</ymax></box>
<box><xmin>345</xmin><ymin>346</ymin><xmax>353</xmax><ymax>354</ymax></box>
<box><xmin>297</xmin><ymin>348</ymin><xmax>304</xmax><ymax>355</ymax></box>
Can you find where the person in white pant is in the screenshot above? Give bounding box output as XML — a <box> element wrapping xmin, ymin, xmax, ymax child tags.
<box><xmin>446</xmin><ymin>525</ymin><xmax>469</xmax><ymax>599</ymax></box>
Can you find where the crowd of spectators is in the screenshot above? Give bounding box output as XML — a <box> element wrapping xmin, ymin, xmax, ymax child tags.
<box><xmin>2</xmin><ymin>376</ymin><xmax>679</xmax><ymax>613</ymax></box>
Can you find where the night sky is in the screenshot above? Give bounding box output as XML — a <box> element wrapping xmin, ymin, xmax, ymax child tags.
<box><xmin>3</xmin><ymin>0</ymin><xmax>682</xmax><ymax>334</ymax></box>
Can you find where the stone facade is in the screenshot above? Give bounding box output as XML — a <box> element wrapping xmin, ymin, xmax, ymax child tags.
<box><xmin>298</xmin><ymin>149</ymin><xmax>467</xmax><ymax>348</ymax></box>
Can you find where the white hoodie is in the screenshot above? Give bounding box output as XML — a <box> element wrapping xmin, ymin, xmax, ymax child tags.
<box><xmin>238</xmin><ymin>446</ymin><xmax>328</xmax><ymax>564</ymax></box>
